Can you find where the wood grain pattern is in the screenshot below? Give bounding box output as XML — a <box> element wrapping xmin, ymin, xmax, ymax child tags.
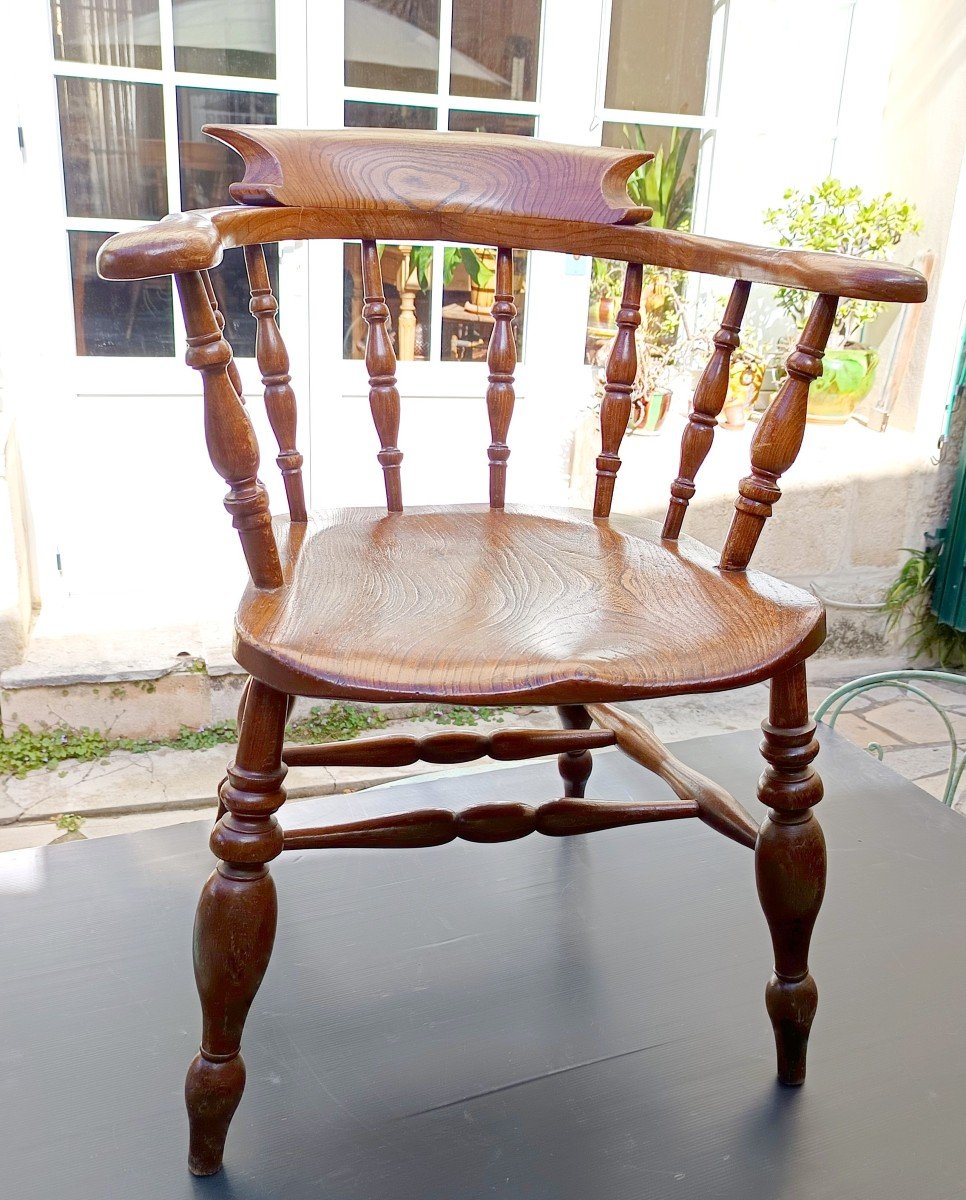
<box><xmin>721</xmin><ymin>294</ymin><xmax>838</xmax><ymax>571</ymax></box>
<box><xmin>282</xmin><ymin>726</ymin><xmax>614</xmax><ymax>768</ymax></box>
<box><xmin>233</xmin><ymin>505</ymin><xmax>825</xmax><ymax>704</ymax></box>
<box><xmin>96</xmin><ymin>203</ymin><xmax>928</xmax><ymax>305</ymax></box>
<box><xmin>486</xmin><ymin>246</ymin><xmax>517</xmax><ymax>509</ymax></box>
<box><xmin>186</xmin><ymin>680</ymin><xmax>289</xmax><ymax>1176</ymax></box>
<box><xmin>281</xmin><ymin>795</ymin><xmax>697</xmax><ymax>851</ymax></box>
<box><xmin>203</xmin><ymin>126</ymin><xmax>653</xmax><ymax>225</ymax></box>
<box><xmin>175</xmin><ymin>271</ymin><xmax>282</xmax><ymax>590</ymax></box>
<box><xmin>557</xmin><ymin>704</ymin><xmax>595</xmax><ymax>799</ymax></box>
<box><xmin>586</xmin><ymin>702</ymin><xmax>760</xmax><ymax>849</ymax></box>
<box><xmin>663</xmin><ymin>279</ymin><xmax>751</xmax><ymax>539</ymax></box>
<box><xmin>244</xmin><ymin>244</ymin><xmax>307</xmax><ymax>522</ymax></box>
<box><xmin>755</xmin><ymin>663</ymin><xmax>826</xmax><ymax>1085</ymax></box>
<box><xmin>361</xmin><ymin>239</ymin><xmax>404</xmax><ymax>512</ymax></box>
<box><xmin>594</xmin><ymin>262</ymin><xmax>642</xmax><ymax>519</ymax></box>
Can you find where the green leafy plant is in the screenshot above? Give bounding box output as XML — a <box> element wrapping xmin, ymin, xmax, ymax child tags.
<box><xmin>590</xmin><ymin>256</ymin><xmax>625</xmax><ymax>302</ymax></box>
<box><xmin>623</xmin><ymin>124</ymin><xmax>697</xmax><ymax>231</ymax></box>
<box><xmin>763</xmin><ymin>179</ymin><xmax>920</xmax><ymax>344</ymax></box>
<box><xmin>417</xmin><ymin>705</ymin><xmax>510</xmax><ymax>726</ymax></box>
<box><xmin>54</xmin><ymin>813</ymin><xmax>85</xmax><ymax>833</ymax></box>
<box><xmin>407</xmin><ymin>245</ymin><xmax>494</xmax><ymax>292</ymax></box>
<box><xmin>883</xmin><ymin>547</ymin><xmax>966</xmax><ymax>669</ymax></box>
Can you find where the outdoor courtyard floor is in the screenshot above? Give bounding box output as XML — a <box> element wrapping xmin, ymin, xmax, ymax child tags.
<box><xmin>1</xmin><ymin>664</ymin><xmax>964</xmax><ymax>854</ymax></box>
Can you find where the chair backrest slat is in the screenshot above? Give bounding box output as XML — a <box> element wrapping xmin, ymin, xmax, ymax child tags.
<box><xmin>244</xmin><ymin>244</ymin><xmax>307</xmax><ymax>523</ymax></box>
<box><xmin>593</xmin><ymin>262</ymin><xmax>643</xmax><ymax>519</ymax></box>
<box><xmin>486</xmin><ymin>247</ymin><xmax>517</xmax><ymax>509</ymax></box>
<box><xmin>360</xmin><ymin>239</ymin><xmax>404</xmax><ymax>513</ymax></box>
<box><xmin>663</xmin><ymin>279</ymin><xmax>751</xmax><ymax>539</ymax></box>
<box><xmin>720</xmin><ymin>293</ymin><xmax>838</xmax><ymax>570</ymax></box>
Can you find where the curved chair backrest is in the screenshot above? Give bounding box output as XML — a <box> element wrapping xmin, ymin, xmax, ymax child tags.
<box><xmin>97</xmin><ymin>128</ymin><xmax>927</xmax><ymax>590</ymax></box>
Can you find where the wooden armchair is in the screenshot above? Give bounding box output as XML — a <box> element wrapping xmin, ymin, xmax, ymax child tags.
<box><xmin>97</xmin><ymin>128</ymin><xmax>927</xmax><ymax>1177</ymax></box>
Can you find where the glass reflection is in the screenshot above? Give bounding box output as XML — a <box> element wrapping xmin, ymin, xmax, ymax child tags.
<box><xmin>51</xmin><ymin>0</ymin><xmax>162</xmax><ymax>69</ymax></box>
<box><xmin>344</xmin><ymin>0</ymin><xmax>441</xmax><ymax>93</ymax></box>
<box><xmin>441</xmin><ymin>248</ymin><xmax>527</xmax><ymax>363</ymax></box>
<box><xmin>207</xmin><ymin>246</ymin><xmax>279</xmax><ymax>360</ymax></box>
<box><xmin>173</xmin><ymin>0</ymin><xmax>276</xmax><ymax>78</ymax></box>
<box><xmin>343</xmin><ymin>243</ymin><xmax>433</xmax><ymax>361</ymax></box>
<box><xmin>448</xmin><ymin>110</ymin><xmax>534</xmax><ymax>137</ymax></box>
<box><xmin>57</xmin><ymin>77</ymin><xmax>166</xmax><ymax>220</ymax></box>
<box><xmin>69</xmin><ymin>231</ymin><xmax>174</xmax><ymax>356</ymax></box>
<box><xmin>450</xmin><ymin>0</ymin><xmax>541</xmax><ymax>102</ymax></box>
<box><xmin>605</xmin><ymin>0</ymin><xmax>714</xmax><ymax>114</ymax></box>
<box><xmin>344</xmin><ymin>100</ymin><xmax>437</xmax><ymax>130</ymax></box>
<box><xmin>177</xmin><ymin>87</ymin><xmax>277</xmax><ymax>210</ymax></box>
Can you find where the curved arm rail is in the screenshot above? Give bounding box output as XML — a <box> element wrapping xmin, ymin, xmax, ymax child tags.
<box><xmin>97</xmin><ymin>205</ymin><xmax>927</xmax><ymax>304</ymax></box>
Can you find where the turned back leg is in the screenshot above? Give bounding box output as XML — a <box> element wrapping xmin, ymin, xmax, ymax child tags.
<box><xmin>557</xmin><ymin>704</ymin><xmax>593</xmax><ymax>798</ymax></box>
<box><xmin>185</xmin><ymin>680</ymin><xmax>290</xmax><ymax>1175</ymax></box>
<box><xmin>755</xmin><ymin>663</ymin><xmax>826</xmax><ymax>1085</ymax></box>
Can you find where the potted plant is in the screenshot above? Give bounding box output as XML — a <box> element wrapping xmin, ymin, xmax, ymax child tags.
<box><xmin>591</xmin><ymin>330</ymin><xmax>674</xmax><ymax>437</ymax></box>
<box><xmin>408</xmin><ymin>245</ymin><xmax>495</xmax><ymax>309</ymax></box>
<box><xmin>589</xmin><ymin>257</ymin><xmax>624</xmax><ymax>327</ymax></box>
<box><xmin>763</xmin><ymin>179</ymin><xmax>920</xmax><ymax>423</ymax></box>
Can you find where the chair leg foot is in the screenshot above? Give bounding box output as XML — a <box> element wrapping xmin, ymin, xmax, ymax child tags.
<box><xmin>185</xmin><ymin>681</ymin><xmax>289</xmax><ymax>1175</ymax></box>
<box><xmin>755</xmin><ymin>664</ymin><xmax>826</xmax><ymax>1086</ymax></box>
<box><xmin>186</xmin><ymin>1052</ymin><xmax>247</xmax><ymax>1175</ymax></box>
<box><xmin>557</xmin><ymin>705</ymin><xmax>593</xmax><ymax>798</ymax></box>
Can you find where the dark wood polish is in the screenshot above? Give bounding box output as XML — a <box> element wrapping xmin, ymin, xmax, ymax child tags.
<box><xmin>93</xmin><ymin>127</ymin><xmax>927</xmax><ymax>1176</ymax></box>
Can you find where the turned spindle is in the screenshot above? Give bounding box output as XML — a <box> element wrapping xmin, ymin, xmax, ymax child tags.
<box><xmin>176</xmin><ymin>271</ymin><xmax>281</xmax><ymax>590</ymax></box>
<box><xmin>486</xmin><ymin>246</ymin><xmax>517</xmax><ymax>509</ymax></box>
<box><xmin>720</xmin><ymin>294</ymin><xmax>838</xmax><ymax>570</ymax></box>
<box><xmin>244</xmin><ymin>244</ymin><xmax>307</xmax><ymax>523</ymax></box>
<box><xmin>593</xmin><ymin>262</ymin><xmax>642</xmax><ymax>519</ymax></box>
<box><xmin>361</xmin><ymin>239</ymin><xmax>403</xmax><ymax>512</ymax></box>
<box><xmin>663</xmin><ymin>279</ymin><xmax>751</xmax><ymax>539</ymax></box>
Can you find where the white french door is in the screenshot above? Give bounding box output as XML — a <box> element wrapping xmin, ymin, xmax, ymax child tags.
<box><xmin>6</xmin><ymin>0</ymin><xmax>864</xmax><ymax>612</ymax></box>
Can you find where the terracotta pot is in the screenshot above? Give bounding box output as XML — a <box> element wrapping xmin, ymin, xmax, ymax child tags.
<box><xmin>720</xmin><ymin>359</ymin><xmax>765</xmax><ymax>429</ymax></box>
<box><xmin>628</xmin><ymin>389</ymin><xmax>672</xmax><ymax>435</ymax></box>
<box><xmin>597</xmin><ymin>295</ymin><xmax>617</xmax><ymax>327</ymax></box>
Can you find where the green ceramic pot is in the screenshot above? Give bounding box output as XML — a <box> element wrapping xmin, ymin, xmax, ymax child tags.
<box><xmin>807</xmin><ymin>346</ymin><xmax>879</xmax><ymax>424</ymax></box>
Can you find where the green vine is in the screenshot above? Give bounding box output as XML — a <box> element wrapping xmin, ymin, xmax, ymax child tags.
<box><xmin>0</xmin><ymin>702</ymin><xmax>388</xmax><ymax>781</ymax></box>
<box><xmin>883</xmin><ymin>547</ymin><xmax>966</xmax><ymax>670</ymax></box>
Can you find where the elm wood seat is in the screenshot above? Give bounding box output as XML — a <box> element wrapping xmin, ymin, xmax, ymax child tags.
<box><xmin>96</xmin><ymin>127</ymin><xmax>927</xmax><ymax>1180</ymax></box>
<box><xmin>235</xmin><ymin>505</ymin><xmax>825</xmax><ymax>704</ymax></box>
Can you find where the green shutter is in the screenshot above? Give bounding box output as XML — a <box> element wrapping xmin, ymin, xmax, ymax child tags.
<box><xmin>932</xmin><ymin>330</ymin><xmax>966</xmax><ymax>630</ymax></box>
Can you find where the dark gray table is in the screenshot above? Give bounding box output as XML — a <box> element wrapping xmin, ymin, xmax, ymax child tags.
<box><xmin>1</xmin><ymin>729</ymin><xmax>963</xmax><ymax>1199</ymax></box>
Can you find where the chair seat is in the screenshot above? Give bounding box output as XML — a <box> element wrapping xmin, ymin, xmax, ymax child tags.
<box><xmin>233</xmin><ymin>504</ymin><xmax>825</xmax><ymax>705</ymax></box>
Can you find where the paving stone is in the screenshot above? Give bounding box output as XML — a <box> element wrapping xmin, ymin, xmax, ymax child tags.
<box><xmin>0</xmin><ymin>821</ymin><xmax>59</xmax><ymax>854</ymax></box>
<box><xmin>911</xmin><ymin>773</ymin><xmax>955</xmax><ymax>804</ymax></box>
<box><xmin>862</xmin><ymin>700</ymin><xmax>966</xmax><ymax>743</ymax></box>
<box><xmin>820</xmin><ymin>711</ymin><xmax>906</xmax><ymax>749</ymax></box>
<box><xmin>880</xmin><ymin>744</ymin><xmax>957</xmax><ymax>784</ymax></box>
<box><xmin>80</xmin><ymin>806</ymin><xmax>215</xmax><ymax>841</ymax></box>
<box><xmin>623</xmin><ymin>685</ymin><xmax>770</xmax><ymax>743</ymax></box>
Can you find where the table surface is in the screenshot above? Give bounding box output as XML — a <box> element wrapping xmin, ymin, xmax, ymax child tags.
<box><xmin>1</xmin><ymin>728</ymin><xmax>963</xmax><ymax>1200</ymax></box>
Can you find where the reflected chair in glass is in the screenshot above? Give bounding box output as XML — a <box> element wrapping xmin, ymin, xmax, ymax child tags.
<box><xmin>97</xmin><ymin>127</ymin><xmax>928</xmax><ymax>1176</ymax></box>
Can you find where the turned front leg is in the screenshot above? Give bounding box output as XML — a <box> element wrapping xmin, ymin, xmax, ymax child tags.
<box><xmin>557</xmin><ymin>705</ymin><xmax>593</xmax><ymax>798</ymax></box>
<box><xmin>755</xmin><ymin>663</ymin><xmax>826</xmax><ymax>1085</ymax></box>
<box><xmin>186</xmin><ymin>681</ymin><xmax>289</xmax><ymax>1176</ymax></box>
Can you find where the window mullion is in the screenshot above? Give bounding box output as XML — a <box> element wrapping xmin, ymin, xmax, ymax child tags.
<box><xmin>157</xmin><ymin>0</ymin><xmax>184</xmax><ymax>360</ymax></box>
<box><xmin>436</xmin><ymin>0</ymin><xmax>454</xmax><ymax>132</ymax></box>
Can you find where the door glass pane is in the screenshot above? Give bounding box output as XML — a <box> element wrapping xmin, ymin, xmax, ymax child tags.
<box><xmin>345</xmin><ymin>100</ymin><xmax>437</xmax><ymax>129</ymax></box>
<box><xmin>173</xmin><ymin>0</ymin><xmax>276</xmax><ymax>78</ymax></box>
<box><xmin>57</xmin><ymin>77</ymin><xmax>166</xmax><ymax>219</ymax></box>
<box><xmin>345</xmin><ymin>0</ymin><xmax>441</xmax><ymax>93</ymax></box>
<box><xmin>177</xmin><ymin>87</ymin><xmax>277</xmax><ymax>210</ymax></box>
<box><xmin>69</xmin><ymin>231</ymin><xmax>174</xmax><ymax>356</ymax></box>
<box><xmin>450</xmin><ymin>0</ymin><xmax>541</xmax><ymax>102</ymax></box>
<box><xmin>604</xmin><ymin>0</ymin><xmax>714</xmax><ymax>114</ymax></box>
<box><xmin>442</xmin><ymin>248</ymin><xmax>527</xmax><ymax>363</ymax></box>
<box><xmin>343</xmin><ymin>243</ymin><xmax>433</xmax><ymax>361</ymax></box>
<box><xmin>50</xmin><ymin>0</ymin><xmax>162</xmax><ymax>69</ymax></box>
<box><xmin>207</xmin><ymin>246</ymin><xmax>279</xmax><ymax>360</ymax></box>
<box><xmin>448</xmin><ymin>109</ymin><xmax>534</xmax><ymax>137</ymax></box>
<box><xmin>586</xmin><ymin>124</ymin><xmax>700</xmax><ymax>363</ymax></box>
